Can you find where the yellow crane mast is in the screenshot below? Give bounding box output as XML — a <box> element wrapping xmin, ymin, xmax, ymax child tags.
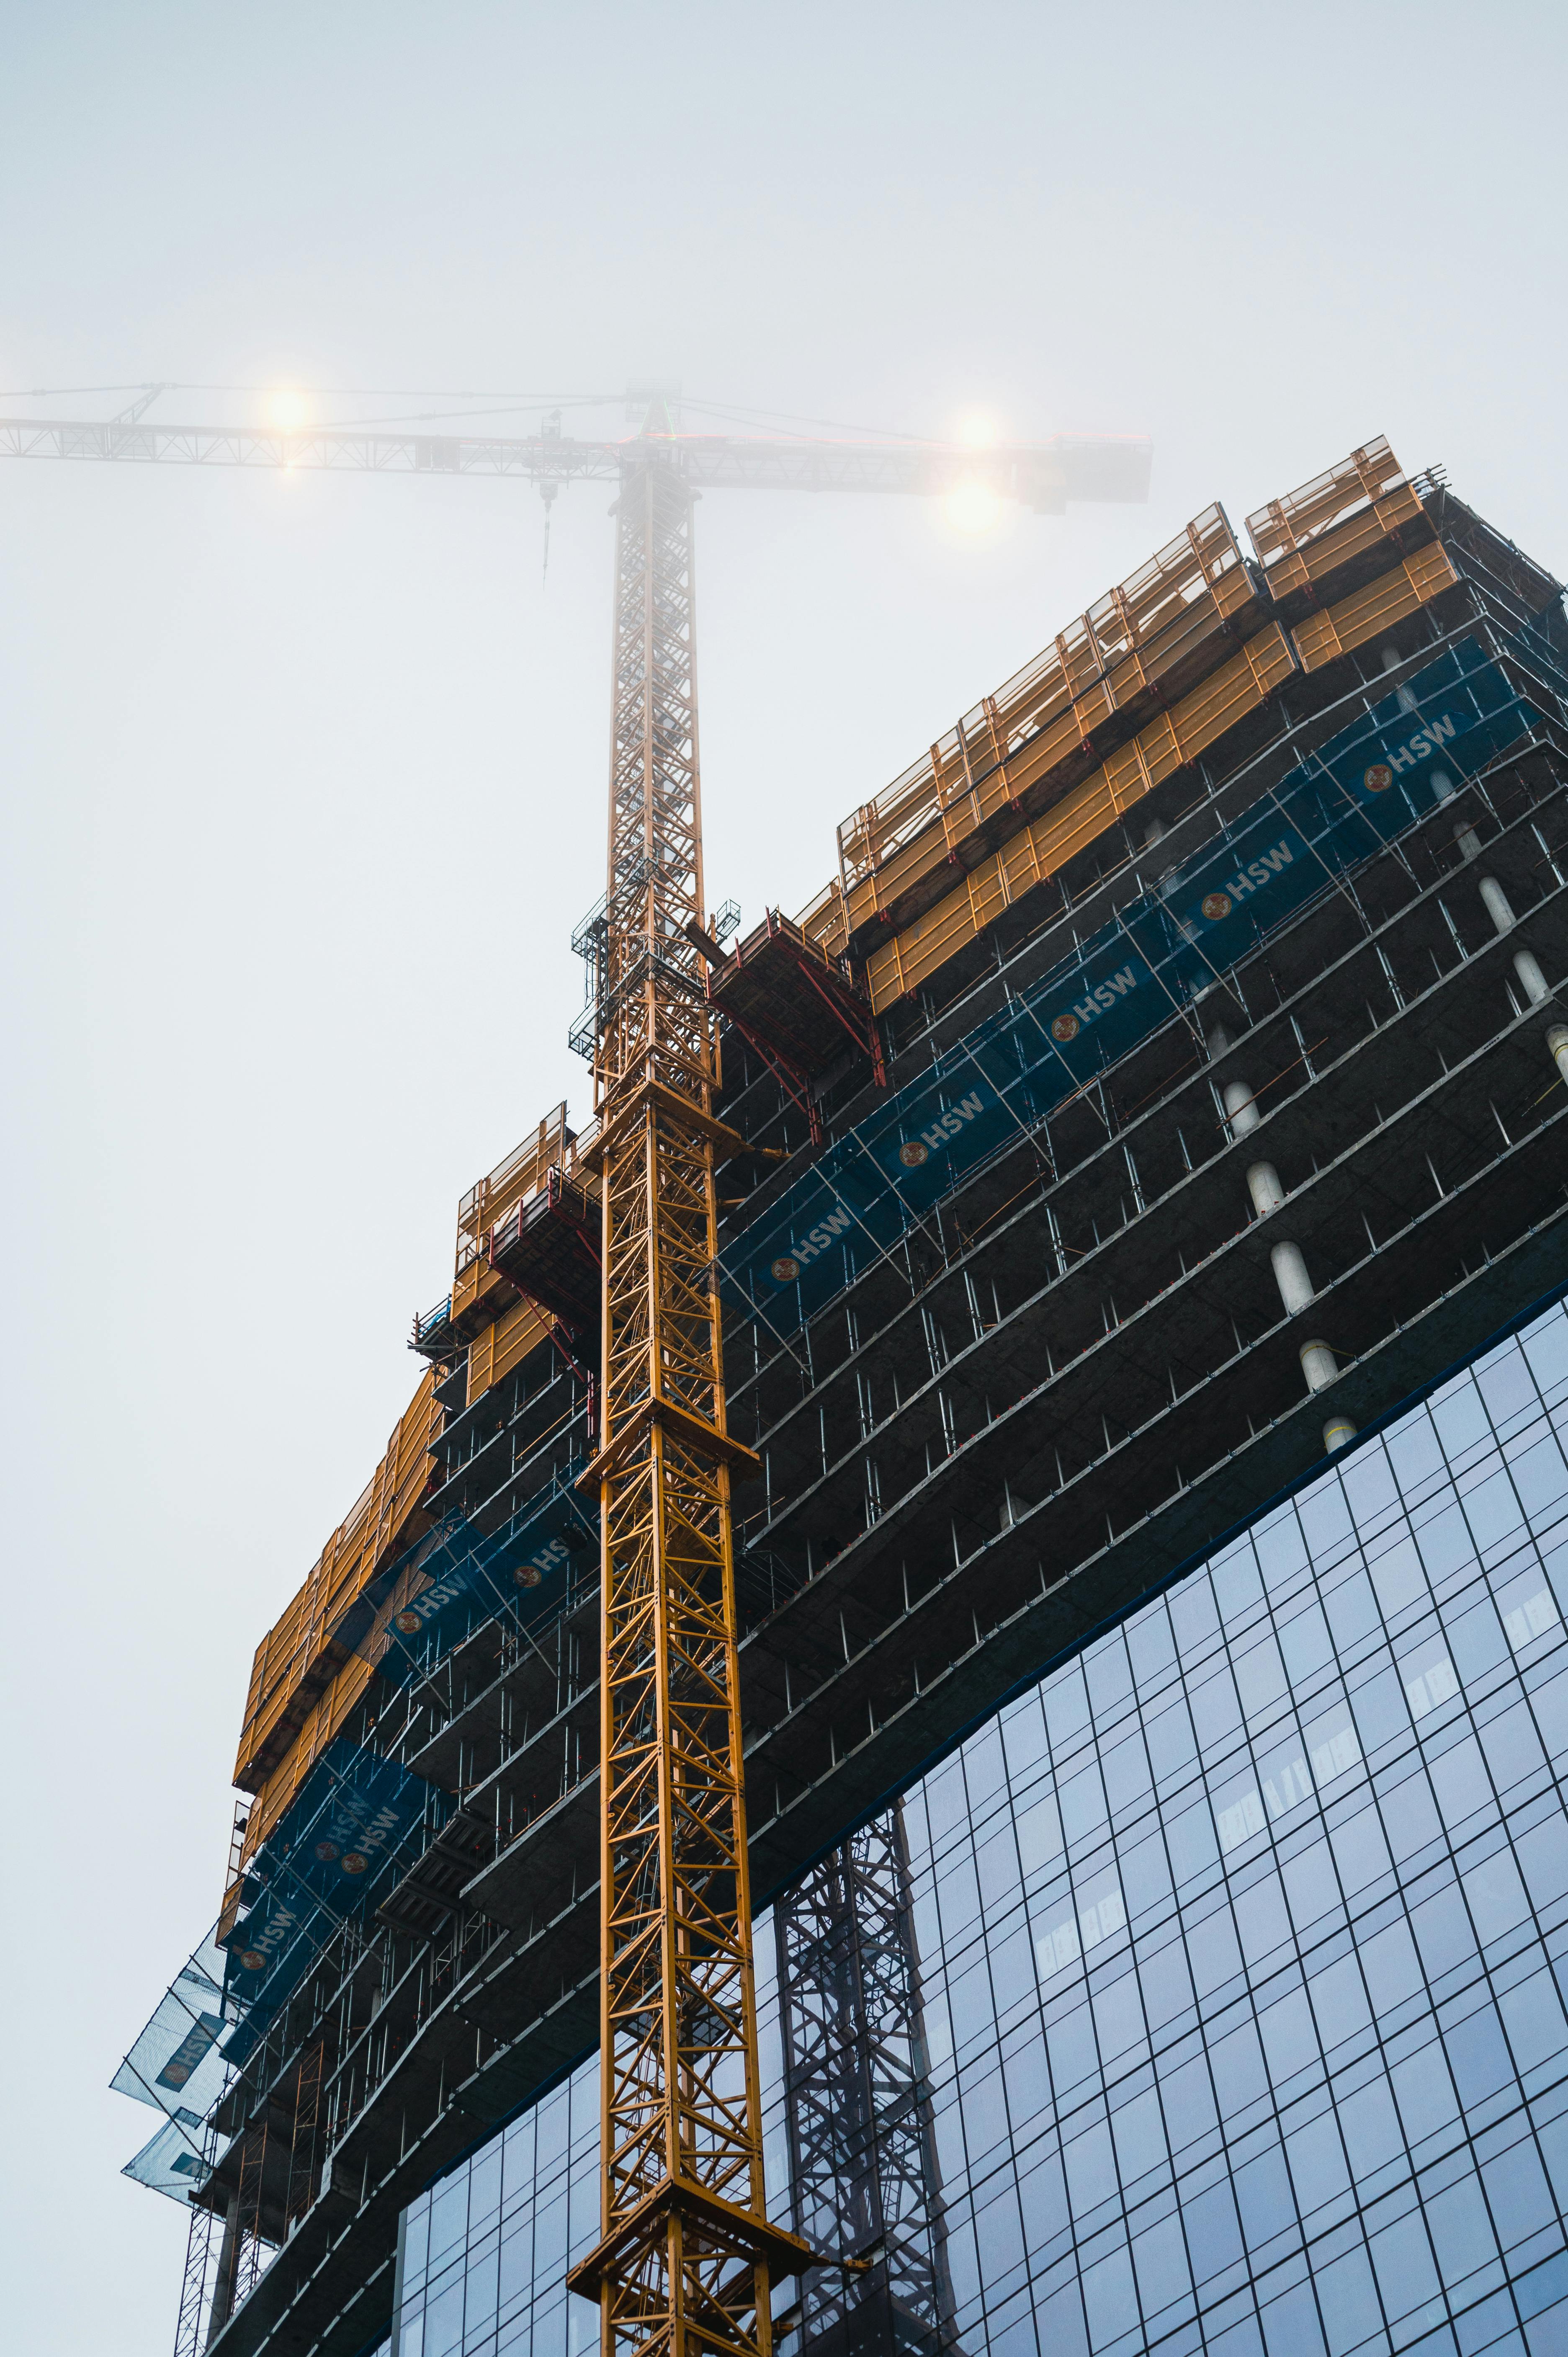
<box><xmin>1</xmin><ymin>384</ymin><xmax>1149</xmax><ymax>2357</ymax></box>
<box><xmin>566</xmin><ymin>442</ymin><xmax>808</xmax><ymax>2357</ymax></box>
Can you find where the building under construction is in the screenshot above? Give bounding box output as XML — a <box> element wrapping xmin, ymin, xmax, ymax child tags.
<box><xmin>115</xmin><ymin>439</ymin><xmax>1568</xmax><ymax>2357</ymax></box>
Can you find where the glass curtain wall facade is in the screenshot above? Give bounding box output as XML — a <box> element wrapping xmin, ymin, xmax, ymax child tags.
<box><xmin>392</xmin><ymin>1293</ymin><xmax>1568</xmax><ymax>2357</ymax></box>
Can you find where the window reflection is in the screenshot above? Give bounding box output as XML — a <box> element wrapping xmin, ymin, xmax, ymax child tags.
<box><xmin>1033</xmin><ymin>1876</ymin><xmax>1125</xmax><ymax>1979</ymax></box>
<box><xmin>391</xmin><ymin>1302</ymin><xmax>1568</xmax><ymax>2357</ymax></box>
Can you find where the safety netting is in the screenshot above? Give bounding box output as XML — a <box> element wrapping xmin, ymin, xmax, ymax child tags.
<box><xmin>219</xmin><ymin>1741</ymin><xmax>444</xmax><ymax>2064</ymax></box>
<box><xmin>343</xmin><ymin>1459</ymin><xmax>597</xmax><ymax>1692</ymax></box>
<box><xmin>113</xmin><ymin>1933</ymin><xmax>232</xmax><ymax>2205</ymax></box>
<box><xmin>113</xmin><ymin>1454</ymin><xmax>603</xmax><ymax>2198</ymax></box>
<box><xmin>720</xmin><ymin>620</ymin><xmax>1565</xmax><ymax>1339</ymax></box>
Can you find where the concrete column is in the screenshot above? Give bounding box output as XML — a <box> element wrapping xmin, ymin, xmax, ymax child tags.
<box><xmin>1270</xmin><ymin>1240</ymin><xmax>1315</xmax><ymax>1315</ymax></box>
<box><xmin>1478</xmin><ymin>874</ymin><xmax>1516</xmax><ymax>933</ymax></box>
<box><xmin>1455</xmin><ymin>817</ymin><xmax>1483</xmax><ymax>863</ymax></box>
<box><xmin>1515</xmin><ymin>950</ymin><xmax>1550</xmax><ymax>1005</ymax></box>
<box><xmin>1549</xmin><ymin>1026</ymin><xmax>1568</xmax><ymax>1086</ymax></box>
<box><xmin>999</xmin><ymin>1484</ymin><xmax>1032</xmax><ymax>1532</ymax></box>
<box><xmin>1248</xmin><ymin>1159</ymin><xmax>1350</xmax><ymax>1436</ymax></box>
<box><xmin>206</xmin><ymin>2189</ymin><xmax>243</xmax><ymax>2349</ymax></box>
<box><xmin>1474</xmin><ymin>867</ymin><xmax>1552</xmax><ymax>1005</ymax></box>
<box><xmin>1246</xmin><ymin>1161</ymin><xmax>1285</xmax><ymax>1217</ymax></box>
<box><xmin>1210</xmin><ymin>1024</ymin><xmax>1255</xmax><ymax>1134</ymax></box>
<box><xmin>1207</xmin><ymin>1019</ymin><xmax>1261</xmax><ymax>1139</ymax></box>
<box><xmin>1381</xmin><ymin>645</ymin><xmax>1418</xmax><ymax>715</ymax></box>
<box><xmin>1224</xmin><ymin>1080</ymin><xmax>1260</xmax><ymax>1135</ymax></box>
<box><xmin>1429</xmin><ymin>768</ymin><xmax>1456</xmax><ymax>805</ymax></box>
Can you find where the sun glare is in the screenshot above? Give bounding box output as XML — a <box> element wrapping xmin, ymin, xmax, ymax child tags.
<box><xmin>268</xmin><ymin>388</ymin><xmax>309</xmax><ymax>433</ymax></box>
<box><xmin>956</xmin><ymin>413</ymin><xmax>999</xmax><ymax>449</ymax></box>
<box><xmin>945</xmin><ymin>480</ymin><xmax>1004</xmax><ymax>536</ymax></box>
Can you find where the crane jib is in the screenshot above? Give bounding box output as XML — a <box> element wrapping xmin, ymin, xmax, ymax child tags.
<box><xmin>0</xmin><ymin>414</ymin><xmax>1151</xmax><ymax>500</ymax></box>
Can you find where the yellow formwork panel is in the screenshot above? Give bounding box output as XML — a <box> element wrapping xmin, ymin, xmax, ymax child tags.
<box><xmin>799</xmin><ymin>441</ymin><xmax>1436</xmax><ymax>971</ymax></box>
<box><xmin>232</xmin><ymin>1369</ymin><xmax>441</xmax><ymax>1794</ymax></box>
<box><xmin>833</xmin><ymin>505</ymin><xmax>1256</xmax><ymax>924</ymax></box>
<box><xmin>467</xmin><ymin>1292</ymin><xmax>549</xmax><ymax>1408</ymax></box>
<box><xmin>797</xmin><ymin>877</ymin><xmax>848</xmax><ymax>960</ymax></box>
<box><xmin>455</xmin><ymin>1105</ymin><xmax>570</xmax><ymax>1279</ymax></box>
<box><xmin>1259</xmin><ymin>482</ymin><xmax>1426</xmax><ymax>600</ymax></box>
<box><xmin>865</xmin><ymin>624</ymin><xmax>1295</xmax><ymax>1011</ymax></box>
<box><xmin>224</xmin><ymin>1649</ymin><xmax>386</xmax><ymax>1925</ymax></box>
<box><xmin>1246</xmin><ymin>437</ymin><xmax>1423</xmax><ymax>598</ymax></box>
<box><xmin>450</xmin><ymin>1251</ymin><xmax>515</xmax><ymax>1331</ymax></box>
<box><xmin>1100</xmin><ymin>625</ymin><xmax>1297</xmax><ymax>805</ymax></box>
<box><xmin>1292</xmin><ymin>545</ymin><xmax>1459</xmax><ymax>674</ymax></box>
<box><xmin>226</xmin><ymin>1106</ymin><xmax>588</xmax><ymax>1898</ymax></box>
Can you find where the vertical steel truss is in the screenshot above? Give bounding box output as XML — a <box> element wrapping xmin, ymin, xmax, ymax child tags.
<box><xmin>185</xmin><ymin>2035</ymin><xmax>323</xmax><ymax>2355</ymax></box>
<box><xmin>570</xmin><ymin>445</ymin><xmax>804</xmax><ymax>2357</ymax></box>
<box><xmin>775</xmin><ymin>1807</ymin><xmax>953</xmax><ymax>2357</ymax></box>
<box><xmin>173</xmin><ymin>2193</ymin><xmax>224</xmax><ymax>2357</ymax></box>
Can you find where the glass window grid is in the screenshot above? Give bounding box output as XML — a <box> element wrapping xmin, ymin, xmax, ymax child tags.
<box><xmin>391</xmin><ymin>1301</ymin><xmax>1568</xmax><ymax>2357</ymax></box>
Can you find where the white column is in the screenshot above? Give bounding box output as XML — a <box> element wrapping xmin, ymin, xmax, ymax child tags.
<box><xmin>1474</xmin><ymin>867</ymin><xmax>1552</xmax><ymax>1006</ymax></box>
<box><xmin>1224</xmin><ymin>1079</ymin><xmax>1259</xmax><ymax>1135</ymax></box>
<box><xmin>1239</xmin><ymin>1111</ymin><xmax>1353</xmax><ymax>1445</ymax></box>
<box><xmin>1478</xmin><ymin>874</ymin><xmax>1516</xmax><ymax>934</ymax></box>
<box><xmin>1208</xmin><ymin>1019</ymin><xmax>1261</xmax><ymax>1138</ymax></box>
<box><xmin>1381</xmin><ymin>645</ymin><xmax>1418</xmax><ymax>715</ymax></box>
<box><xmin>1515</xmin><ymin>950</ymin><xmax>1550</xmax><ymax>1005</ymax></box>
<box><xmin>1246</xmin><ymin>1161</ymin><xmax>1285</xmax><ymax>1217</ymax></box>
<box><xmin>1270</xmin><ymin>1240</ymin><xmax>1315</xmax><ymax>1315</ymax></box>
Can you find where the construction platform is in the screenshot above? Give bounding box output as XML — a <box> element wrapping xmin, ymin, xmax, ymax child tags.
<box><xmin>702</xmin><ymin>908</ymin><xmax>887</xmax><ymax>1139</ymax></box>
<box><xmin>121</xmin><ymin>453</ymin><xmax>1568</xmax><ymax>2357</ymax></box>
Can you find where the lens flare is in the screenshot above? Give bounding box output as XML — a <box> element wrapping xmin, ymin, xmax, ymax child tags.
<box><xmin>945</xmin><ymin>480</ymin><xmax>1003</xmax><ymax>536</ymax></box>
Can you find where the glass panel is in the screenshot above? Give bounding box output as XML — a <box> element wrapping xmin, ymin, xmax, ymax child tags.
<box><xmin>389</xmin><ymin>1307</ymin><xmax>1568</xmax><ymax>2357</ymax></box>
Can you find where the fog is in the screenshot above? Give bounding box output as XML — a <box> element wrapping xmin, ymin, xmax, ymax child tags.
<box><xmin>1</xmin><ymin>3</ymin><xmax>1562</xmax><ymax>2347</ymax></box>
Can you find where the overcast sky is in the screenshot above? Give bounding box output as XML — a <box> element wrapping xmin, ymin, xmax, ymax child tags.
<box><xmin>3</xmin><ymin>4</ymin><xmax>1565</xmax><ymax>2348</ymax></box>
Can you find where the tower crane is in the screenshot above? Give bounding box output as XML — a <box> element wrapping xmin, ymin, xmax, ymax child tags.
<box><xmin>3</xmin><ymin>387</ymin><xmax>1150</xmax><ymax>2357</ymax></box>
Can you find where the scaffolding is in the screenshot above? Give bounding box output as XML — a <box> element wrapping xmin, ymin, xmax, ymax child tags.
<box><xmin>720</xmin><ymin>599</ymin><xmax>1555</xmax><ymax>1342</ymax></box>
<box><xmin>119</xmin><ymin>447</ymin><xmax>1568</xmax><ymax>2357</ymax></box>
<box><xmin>232</xmin><ymin>1370</ymin><xmax>443</xmax><ymax>1801</ymax></box>
<box><xmin>114</xmin><ymin>1100</ymin><xmax>608</xmax><ymax>2349</ymax></box>
<box><xmin>797</xmin><ymin>439</ymin><xmax>1444</xmax><ymax>969</ymax></box>
<box><xmin>703</xmin><ymin>909</ymin><xmax>888</xmax><ymax>1147</ymax></box>
<box><xmin>818</xmin><ymin>505</ymin><xmax>1258</xmax><ymax>948</ymax></box>
<box><xmin>411</xmin><ymin>1103</ymin><xmax>577</xmax><ymax>1364</ymax></box>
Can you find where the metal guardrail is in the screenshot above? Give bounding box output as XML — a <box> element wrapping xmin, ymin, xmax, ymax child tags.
<box><xmin>411</xmin><ymin>1296</ymin><xmax>451</xmax><ymax>1346</ymax></box>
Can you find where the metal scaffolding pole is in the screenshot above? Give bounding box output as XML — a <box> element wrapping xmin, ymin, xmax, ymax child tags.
<box><xmin>569</xmin><ymin>435</ymin><xmax>805</xmax><ymax>2357</ymax></box>
<box><xmin>775</xmin><ymin>1805</ymin><xmax>953</xmax><ymax>2357</ymax></box>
